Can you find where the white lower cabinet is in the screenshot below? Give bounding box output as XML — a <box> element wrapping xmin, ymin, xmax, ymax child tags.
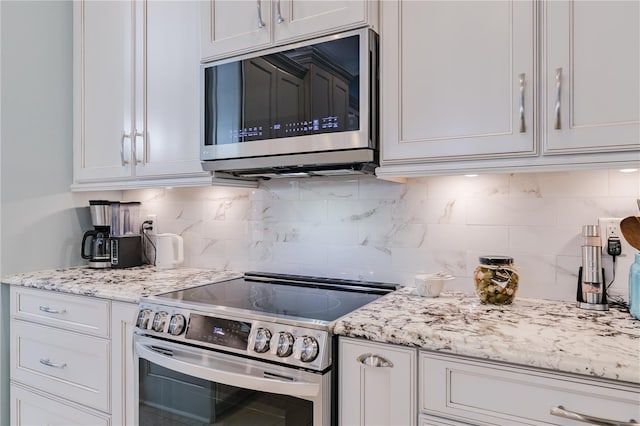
<box><xmin>10</xmin><ymin>383</ymin><xmax>110</xmax><ymax>426</ymax></box>
<box><xmin>111</xmin><ymin>302</ymin><xmax>139</xmax><ymax>426</ymax></box>
<box><xmin>339</xmin><ymin>337</ymin><xmax>417</xmax><ymax>426</ymax></box>
<box><xmin>419</xmin><ymin>351</ymin><xmax>640</xmax><ymax>426</ymax></box>
<box><xmin>9</xmin><ymin>286</ymin><xmax>137</xmax><ymax>426</ymax></box>
<box><xmin>339</xmin><ymin>339</ymin><xmax>640</xmax><ymax>426</ymax></box>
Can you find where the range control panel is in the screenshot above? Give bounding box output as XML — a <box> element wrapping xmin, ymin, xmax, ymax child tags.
<box><xmin>134</xmin><ymin>303</ymin><xmax>331</xmax><ymax>371</ymax></box>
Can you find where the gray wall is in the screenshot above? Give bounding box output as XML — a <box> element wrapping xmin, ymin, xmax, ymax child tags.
<box><xmin>0</xmin><ymin>2</ymin><xmax>111</xmax><ymax>423</ymax></box>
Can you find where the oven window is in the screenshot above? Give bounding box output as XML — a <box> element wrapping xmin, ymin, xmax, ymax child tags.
<box><xmin>139</xmin><ymin>359</ymin><xmax>313</xmax><ymax>426</ymax></box>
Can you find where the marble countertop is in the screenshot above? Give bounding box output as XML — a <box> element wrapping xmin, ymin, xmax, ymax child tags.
<box><xmin>1</xmin><ymin>266</ymin><xmax>242</xmax><ymax>303</ymax></box>
<box><xmin>332</xmin><ymin>288</ymin><xmax>640</xmax><ymax>384</ymax></box>
<box><xmin>4</xmin><ymin>267</ymin><xmax>638</xmax><ymax>384</ymax></box>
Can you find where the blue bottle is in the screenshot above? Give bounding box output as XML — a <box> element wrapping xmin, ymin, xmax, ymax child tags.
<box><xmin>630</xmin><ymin>253</ymin><xmax>640</xmax><ymax>320</ymax></box>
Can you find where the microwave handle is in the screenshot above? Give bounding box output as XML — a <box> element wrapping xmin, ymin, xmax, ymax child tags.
<box><xmin>135</xmin><ymin>340</ymin><xmax>320</xmax><ymax>398</ymax></box>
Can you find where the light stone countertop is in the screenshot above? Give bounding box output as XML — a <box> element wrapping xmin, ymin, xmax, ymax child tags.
<box><xmin>332</xmin><ymin>287</ymin><xmax>640</xmax><ymax>384</ymax></box>
<box><xmin>1</xmin><ymin>266</ymin><xmax>242</xmax><ymax>303</ymax></box>
<box><xmin>4</xmin><ymin>268</ymin><xmax>638</xmax><ymax>384</ymax></box>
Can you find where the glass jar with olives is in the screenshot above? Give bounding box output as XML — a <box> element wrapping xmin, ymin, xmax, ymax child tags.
<box><xmin>474</xmin><ymin>256</ymin><xmax>519</xmax><ymax>305</ymax></box>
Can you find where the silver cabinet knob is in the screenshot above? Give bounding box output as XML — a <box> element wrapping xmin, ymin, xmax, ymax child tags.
<box><xmin>253</xmin><ymin>328</ymin><xmax>272</xmax><ymax>353</ymax></box>
<box><xmin>168</xmin><ymin>314</ymin><xmax>186</xmax><ymax>336</ymax></box>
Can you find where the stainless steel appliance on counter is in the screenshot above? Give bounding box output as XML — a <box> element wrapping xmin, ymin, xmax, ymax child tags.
<box><xmin>134</xmin><ymin>272</ymin><xmax>397</xmax><ymax>426</ymax></box>
<box><xmin>81</xmin><ymin>200</ymin><xmax>112</xmax><ymax>268</ymax></box>
<box><xmin>577</xmin><ymin>225</ymin><xmax>608</xmax><ymax>311</ymax></box>
<box><xmin>109</xmin><ymin>201</ymin><xmax>143</xmax><ymax>269</ymax></box>
<box><xmin>80</xmin><ymin>200</ymin><xmax>143</xmax><ymax>269</ymax></box>
<box><xmin>200</xmin><ymin>28</ymin><xmax>379</xmax><ymax>179</ymax></box>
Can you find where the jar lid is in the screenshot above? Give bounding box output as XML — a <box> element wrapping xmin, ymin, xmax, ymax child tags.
<box><xmin>479</xmin><ymin>255</ymin><xmax>514</xmax><ymax>265</ymax></box>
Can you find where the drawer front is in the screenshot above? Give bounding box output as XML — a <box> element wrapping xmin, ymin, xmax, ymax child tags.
<box><xmin>420</xmin><ymin>352</ymin><xmax>640</xmax><ymax>426</ymax></box>
<box><xmin>419</xmin><ymin>414</ymin><xmax>470</xmax><ymax>426</ymax></box>
<box><xmin>11</xmin><ymin>320</ymin><xmax>110</xmax><ymax>413</ymax></box>
<box><xmin>11</xmin><ymin>383</ymin><xmax>110</xmax><ymax>426</ymax></box>
<box><xmin>11</xmin><ymin>286</ymin><xmax>110</xmax><ymax>337</ymax></box>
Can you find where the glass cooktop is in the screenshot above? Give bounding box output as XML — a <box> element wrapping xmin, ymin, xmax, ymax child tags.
<box><xmin>154</xmin><ymin>273</ymin><xmax>396</xmax><ymax>323</ymax></box>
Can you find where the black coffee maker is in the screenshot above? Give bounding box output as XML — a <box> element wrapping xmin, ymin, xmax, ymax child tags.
<box><xmin>81</xmin><ymin>200</ymin><xmax>112</xmax><ymax>268</ymax></box>
<box><xmin>81</xmin><ymin>200</ymin><xmax>143</xmax><ymax>269</ymax></box>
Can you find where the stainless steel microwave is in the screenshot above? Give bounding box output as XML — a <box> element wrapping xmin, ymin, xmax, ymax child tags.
<box><xmin>200</xmin><ymin>28</ymin><xmax>379</xmax><ymax>179</ymax></box>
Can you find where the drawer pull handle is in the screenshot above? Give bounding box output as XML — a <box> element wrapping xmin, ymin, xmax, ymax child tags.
<box><xmin>39</xmin><ymin>306</ymin><xmax>66</xmax><ymax>314</ymax></box>
<box><xmin>550</xmin><ymin>405</ymin><xmax>639</xmax><ymax>426</ymax></box>
<box><xmin>357</xmin><ymin>353</ymin><xmax>394</xmax><ymax>368</ymax></box>
<box><xmin>39</xmin><ymin>358</ymin><xmax>67</xmax><ymax>369</ymax></box>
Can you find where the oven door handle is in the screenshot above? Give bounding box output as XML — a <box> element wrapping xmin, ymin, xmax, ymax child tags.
<box><xmin>135</xmin><ymin>340</ymin><xmax>321</xmax><ymax>398</ymax></box>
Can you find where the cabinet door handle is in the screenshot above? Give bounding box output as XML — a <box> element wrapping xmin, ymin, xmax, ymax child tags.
<box><xmin>39</xmin><ymin>358</ymin><xmax>67</xmax><ymax>369</ymax></box>
<box><xmin>550</xmin><ymin>405</ymin><xmax>639</xmax><ymax>426</ymax></box>
<box><xmin>134</xmin><ymin>131</ymin><xmax>144</xmax><ymax>164</ymax></box>
<box><xmin>39</xmin><ymin>306</ymin><xmax>66</xmax><ymax>314</ymax></box>
<box><xmin>121</xmin><ymin>132</ymin><xmax>132</xmax><ymax>165</ymax></box>
<box><xmin>256</xmin><ymin>0</ymin><xmax>265</xmax><ymax>28</ymax></box>
<box><xmin>276</xmin><ymin>0</ymin><xmax>284</xmax><ymax>23</ymax></box>
<box><xmin>554</xmin><ymin>67</ymin><xmax>562</xmax><ymax>130</ymax></box>
<box><xmin>356</xmin><ymin>353</ymin><xmax>394</xmax><ymax>368</ymax></box>
<box><xmin>518</xmin><ymin>73</ymin><xmax>526</xmax><ymax>133</ymax></box>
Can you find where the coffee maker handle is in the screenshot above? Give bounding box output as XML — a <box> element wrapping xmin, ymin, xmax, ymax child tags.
<box><xmin>81</xmin><ymin>230</ymin><xmax>96</xmax><ymax>259</ymax></box>
<box><xmin>172</xmin><ymin>234</ymin><xmax>184</xmax><ymax>265</ymax></box>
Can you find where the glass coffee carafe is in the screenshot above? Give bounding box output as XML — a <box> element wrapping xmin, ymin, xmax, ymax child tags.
<box><xmin>81</xmin><ymin>200</ymin><xmax>112</xmax><ymax>268</ymax></box>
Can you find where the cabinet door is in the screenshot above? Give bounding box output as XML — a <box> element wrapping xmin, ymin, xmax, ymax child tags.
<box><xmin>73</xmin><ymin>0</ymin><xmax>134</xmax><ymax>182</ymax></box>
<box><xmin>111</xmin><ymin>302</ymin><xmax>138</xmax><ymax>426</ymax></box>
<box><xmin>274</xmin><ymin>1</ymin><xmax>368</xmax><ymax>43</ymax></box>
<box><xmin>11</xmin><ymin>383</ymin><xmax>110</xmax><ymax>426</ymax></box>
<box><xmin>543</xmin><ymin>1</ymin><xmax>640</xmax><ymax>153</ymax></box>
<box><xmin>200</xmin><ymin>0</ymin><xmax>273</xmax><ymax>61</ymax></box>
<box><xmin>339</xmin><ymin>337</ymin><xmax>416</xmax><ymax>426</ymax></box>
<box><xmin>381</xmin><ymin>1</ymin><xmax>535</xmax><ymax>163</ymax></box>
<box><xmin>135</xmin><ymin>0</ymin><xmax>209</xmax><ymax>178</ymax></box>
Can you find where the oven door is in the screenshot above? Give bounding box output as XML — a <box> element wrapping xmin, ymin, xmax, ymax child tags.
<box><xmin>134</xmin><ymin>334</ymin><xmax>330</xmax><ymax>426</ymax></box>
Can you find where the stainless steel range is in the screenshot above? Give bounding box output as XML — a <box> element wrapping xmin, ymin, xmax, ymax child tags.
<box><xmin>133</xmin><ymin>272</ymin><xmax>397</xmax><ymax>426</ymax></box>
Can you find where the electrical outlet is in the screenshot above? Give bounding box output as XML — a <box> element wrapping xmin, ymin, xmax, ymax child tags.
<box><xmin>146</xmin><ymin>214</ymin><xmax>157</xmax><ymax>235</ymax></box>
<box><xmin>598</xmin><ymin>217</ymin><xmax>623</xmax><ymax>255</ymax></box>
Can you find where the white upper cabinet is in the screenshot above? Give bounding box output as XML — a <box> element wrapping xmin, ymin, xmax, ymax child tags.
<box><xmin>378</xmin><ymin>0</ymin><xmax>640</xmax><ymax>178</ymax></box>
<box><xmin>73</xmin><ymin>1</ymin><xmax>134</xmax><ymax>182</ymax></box>
<box><xmin>134</xmin><ymin>1</ymin><xmax>205</xmax><ymax>178</ymax></box>
<box><xmin>73</xmin><ymin>0</ymin><xmax>208</xmax><ymax>188</ymax></box>
<box><xmin>200</xmin><ymin>0</ymin><xmax>374</xmax><ymax>62</ymax></box>
<box><xmin>200</xmin><ymin>0</ymin><xmax>273</xmax><ymax>60</ymax></box>
<box><xmin>543</xmin><ymin>0</ymin><xmax>640</xmax><ymax>154</ymax></box>
<box><xmin>381</xmin><ymin>0</ymin><xmax>536</xmax><ymax>163</ymax></box>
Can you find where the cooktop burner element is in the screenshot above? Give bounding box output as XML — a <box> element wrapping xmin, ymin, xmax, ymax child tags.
<box><xmin>134</xmin><ymin>272</ymin><xmax>398</xmax><ymax>371</ymax></box>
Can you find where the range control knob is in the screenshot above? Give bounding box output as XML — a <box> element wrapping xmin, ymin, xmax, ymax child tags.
<box><xmin>253</xmin><ymin>328</ymin><xmax>272</xmax><ymax>353</ymax></box>
<box><xmin>299</xmin><ymin>336</ymin><xmax>319</xmax><ymax>363</ymax></box>
<box><xmin>273</xmin><ymin>332</ymin><xmax>294</xmax><ymax>357</ymax></box>
<box><xmin>167</xmin><ymin>314</ymin><xmax>186</xmax><ymax>336</ymax></box>
<box><xmin>152</xmin><ymin>311</ymin><xmax>168</xmax><ymax>332</ymax></box>
<box><xmin>136</xmin><ymin>309</ymin><xmax>153</xmax><ymax>329</ymax></box>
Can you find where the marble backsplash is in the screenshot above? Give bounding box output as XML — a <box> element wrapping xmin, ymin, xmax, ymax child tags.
<box><xmin>123</xmin><ymin>169</ymin><xmax>639</xmax><ymax>302</ymax></box>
